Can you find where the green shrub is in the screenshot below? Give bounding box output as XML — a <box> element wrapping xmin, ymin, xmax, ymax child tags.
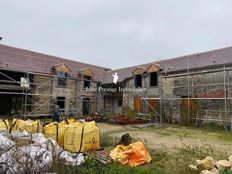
<box><xmin>221</xmin><ymin>169</ymin><xmax>232</xmax><ymax>174</ymax></box>
<box><xmin>122</xmin><ymin>106</ymin><xmax>136</xmax><ymax>117</ymax></box>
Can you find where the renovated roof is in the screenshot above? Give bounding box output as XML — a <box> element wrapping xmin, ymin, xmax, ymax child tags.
<box><xmin>1</xmin><ymin>44</ymin><xmax>232</xmax><ymax>84</ymax></box>
<box><xmin>0</xmin><ymin>44</ymin><xmax>110</xmax><ymax>81</ymax></box>
<box><xmin>103</xmin><ymin>46</ymin><xmax>232</xmax><ymax>84</ymax></box>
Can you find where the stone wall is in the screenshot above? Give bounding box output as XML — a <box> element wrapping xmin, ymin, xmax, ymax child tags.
<box><xmin>52</xmin><ymin>78</ymin><xmax>77</xmax><ymax>113</ymax></box>
<box><xmin>162</xmin><ymin>66</ymin><xmax>232</xmax><ymax>123</ymax></box>
<box><xmin>123</xmin><ymin>72</ymin><xmax>162</xmax><ymax>113</ymax></box>
<box><xmin>120</xmin><ymin>66</ymin><xmax>232</xmax><ymax>123</ymax></box>
<box><xmin>31</xmin><ymin>75</ymin><xmax>99</xmax><ymax>116</ymax></box>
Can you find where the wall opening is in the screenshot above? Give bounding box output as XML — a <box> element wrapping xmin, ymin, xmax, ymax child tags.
<box><xmin>83</xmin><ymin>98</ymin><xmax>90</xmax><ymax>116</ymax></box>
<box><xmin>118</xmin><ymin>99</ymin><xmax>122</xmax><ymax>107</ymax></box>
<box><xmin>57</xmin><ymin>72</ymin><xmax>67</xmax><ymax>87</ymax></box>
<box><xmin>57</xmin><ymin>96</ymin><xmax>66</xmax><ymax>112</ymax></box>
<box><xmin>150</xmin><ymin>72</ymin><xmax>158</xmax><ymax>86</ymax></box>
<box><xmin>84</xmin><ymin>76</ymin><xmax>91</xmax><ymax>88</ymax></box>
<box><xmin>135</xmin><ymin>75</ymin><xmax>142</xmax><ymax>88</ymax></box>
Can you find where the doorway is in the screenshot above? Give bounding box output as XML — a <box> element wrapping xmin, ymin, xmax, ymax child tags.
<box><xmin>0</xmin><ymin>94</ymin><xmax>23</xmax><ymax>115</ymax></box>
<box><xmin>134</xmin><ymin>96</ymin><xmax>142</xmax><ymax>112</ymax></box>
<box><xmin>83</xmin><ymin>98</ymin><xmax>90</xmax><ymax>116</ymax></box>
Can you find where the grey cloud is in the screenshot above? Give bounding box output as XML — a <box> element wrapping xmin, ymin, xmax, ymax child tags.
<box><xmin>0</xmin><ymin>0</ymin><xmax>232</xmax><ymax>69</ymax></box>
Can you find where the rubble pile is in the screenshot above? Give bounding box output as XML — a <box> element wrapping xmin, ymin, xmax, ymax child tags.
<box><xmin>188</xmin><ymin>156</ymin><xmax>232</xmax><ymax>174</ymax></box>
<box><xmin>0</xmin><ymin>131</ymin><xmax>85</xmax><ymax>174</ymax></box>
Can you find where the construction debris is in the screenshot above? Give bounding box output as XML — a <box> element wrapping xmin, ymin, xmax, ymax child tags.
<box><xmin>11</xmin><ymin>130</ymin><xmax>32</xmax><ymax>146</ymax></box>
<box><xmin>0</xmin><ymin>133</ymin><xmax>15</xmax><ymax>152</ymax></box>
<box><xmin>189</xmin><ymin>156</ymin><xmax>232</xmax><ymax>174</ymax></box>
<box><xmin>85</xmin><ymin>112</ymin><xmax>107</xmax><ymax>122</ymax></box>
<box><xmin>196</xmin><ymin>156</ymin><xmax>215</xmax><ymax>170</ymax></box>
<box><xmin>188</xmin><ymin>164</ymin><xmax>198</xmax><ymax>171</ymax></box>
<box><xmin>215</xmin><ymin>160</ymin><xmax>231</xmax><ymax>171</ymax></box>
<box><xmin>0</xmin><ymin>144</ymin><xmax>53</xmax><ymax>174</ymax></box>
<box><xmin>59</xmin><ymin>151</ymin><xmax>84</xmax><ymax>166</ymax></box>
<box><xmin>114</xmin><ymin>115</ymin><xmax>150</xmax><ymax>125</ymax></box>
<box><xmin>0</xmin><ymin>131</ymin><xmax>85</xmax><ymax>174</ymax></box>
<box><xmin>228</xmin><ymin>155</ymin><xmax>232</xmax><ymax>165</ymax></box>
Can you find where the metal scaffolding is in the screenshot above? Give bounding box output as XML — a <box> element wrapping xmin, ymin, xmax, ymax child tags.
<box><xmin>140</xmin><ymin>57</ymin><xmax>232</xmax><ymax>129</ymax></box>
<box><xmin>0</xmin><ymin>68</ymin><xmax>102</xmax><ymax>118</ymax></box>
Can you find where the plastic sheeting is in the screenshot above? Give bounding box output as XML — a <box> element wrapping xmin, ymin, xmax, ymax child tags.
<box><xmin>109</xmin><ymin>142</ymin><xmax>152</xmax><ymax>167</ymax></box>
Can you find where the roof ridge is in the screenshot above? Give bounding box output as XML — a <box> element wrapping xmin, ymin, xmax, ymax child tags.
<box><xmin>161</xmin><ymin>45</ymin><xmax>232</xmax><ymax>63</ymax></box>
<box><xmin>107</xmin><ymin>45</ymin><xmax>232</xmax><ymax>72</ymax></box>
<box><xmin>0</xmin><ymin>44</ymin><xmax>111</xmax><ymax>70</ymax></box>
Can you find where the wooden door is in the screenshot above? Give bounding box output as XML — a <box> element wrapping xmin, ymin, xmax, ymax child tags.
<box><xmin>148</xmin><ymin>99</ymin><xmax>157</xmax><ymax>112</ymax></box>
<box><xmin>183</xmin><ymin>99</ymin><xmax>197</xmax><ymax>111</ymax></box>
<box><xmin>134</xmin><ymin>96</ymin><xmax>142</xmax><ymax>112</ymax></box>
<box><xmin>182</xmin><ymin>98</ymin><xmax>198</xmax><ymax>125</ymax></box>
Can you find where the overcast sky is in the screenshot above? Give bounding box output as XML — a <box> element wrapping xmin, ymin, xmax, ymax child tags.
<box><xmin>0</xmin><ymin>0</ymin><xmax>232</xmax><ymax>69</ymax></box>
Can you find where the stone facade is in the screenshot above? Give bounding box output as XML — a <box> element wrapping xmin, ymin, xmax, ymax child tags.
<box><xmin>31</xmin><ymin>74</ymin><xmax>100</xmax><ymax>117</ymax></box>
<box><xmin>102</xmin><ymin>65</ymin><xmax>232</xmax><ymax>123</ymax></box>
<box><xmin>1</xmin><ymin>44</ymin><xmax>232</xmax><ymax>122</ymax></box>
<box><xmin>28</xmin><ymin>65</ymin><xmax>232</xmax><ymax>123</ymax></box>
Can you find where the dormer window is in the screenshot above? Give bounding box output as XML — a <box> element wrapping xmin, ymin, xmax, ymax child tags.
<box><xmin>146</xmin><ymin>64</ymin><xmax>161</xmax><ymax>87</ymax></box>
<box><xmin>79</xmin><ymin>68</ymin><xmax>94</xmax><ymax>89</ymax></box>
<box><xmin>133</xmin><ymin>66</ymin><xmax>145</xmax><ymax>88</ymax></box>
<box><xmin>150</xmin><ymin>72</ymin><xmax>158</xmax><ymax>86</ymax></box>
<box><xmin>52</xmin><ymin>63</ymin><xmax>71</xmax><ymax>88</ymax></box>
<box><xmin>84</xmin><ymin>75</ymin><xmax>91</xmax><ymax>88</ymax></box>
<box><xmin>135</xmin><ymin>74</ymin><xmax>142</xmax><ymax>88</ymax></box>
<box><xmin>57</xmin><ymin>71</ymin><xmax>67</xmax><ymax>87</ymax></box>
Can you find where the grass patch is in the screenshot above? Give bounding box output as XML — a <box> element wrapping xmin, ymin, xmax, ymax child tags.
<box><xmin>222</xmin><ymin>170</ymin><xmax>232</xmax><ymax>174</ymax></box>
<box><xmin>50</xmin><ymin>133</ymin><xmax>231</xmax><ymax>174</ymax></box>
<box><xmin>50</xmin><ymin>158</ymin><xmax>164</xmax><ymax>174</ymax></box>
<box><xmin>144</xmin><ymin>124</ymin><xmax>232</xmax><ymax>142</ymax></box>
<box><xmin>101</xmin><ymin>133</ymin><xmax>119</xmax><ymax>147</ymax></box>
<box><xmin>148</xmin><ymin>143</ymin><xmax>229</xmax><ymax>174</ymax></box>
<box><xmin>50</xmin><ymin>123</ymin><xmax>232</xmax><ymax>173</ymax></box>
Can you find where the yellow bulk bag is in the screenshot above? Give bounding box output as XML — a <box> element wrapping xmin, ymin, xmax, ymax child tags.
<box><xmin>0</xmin><ymin>119</ymin><xmax>9</xmax><ymax>132</ymax></box>
<box><xmin>64</xmin><ymin>121</ymin><xmax>100</xmax><ymax>152</ymax></box>
<box><xmin>63</xmin><ymin>122</ymin><xmax>83</xmax><ymax>152</ymax></box>
<box><xmin>43</xmin><ymin>122</ymin><xmax>58</xmax><ymax>143</ymax></box>
<box><xmin>11</xmin><ymin>119</ymin><xmax>41</xmax><ymax>134</ymax></box>
<box><xmin>43</xmin><ymin>120</ymin><xmax>79</xmax><ymax>146</ymax></box>
<box><xmin>109</xmin><ymin>142</ymin><xmax>152</xmax><ymax>167</ymax></box>
<box><xmin>59</xmin><ymin>118</ymin><xmax>76</xmax><ymax>126</ymax></box>
<box><xmin>81</xmin><ymin>121</ymin><xmax>100</xmax><ymax>152</ymax></box>
<box><xmin>43</xmin><ymin>122</ymin><xmax>67</xmax><ymax>146</ymax></box>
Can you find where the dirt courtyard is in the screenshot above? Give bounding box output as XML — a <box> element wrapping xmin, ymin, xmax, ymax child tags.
<box><xmin>97</xmin><ymin>123</ymin><xmax>232</xmax><ymax>155</ymax></box>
